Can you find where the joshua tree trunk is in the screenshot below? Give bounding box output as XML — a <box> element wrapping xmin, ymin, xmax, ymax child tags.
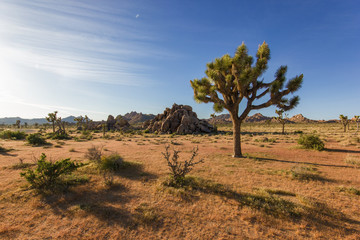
<box><xmin>231</xmin><ymin>113</ymin><xmax>242</xmax><ymax>157</ymax></box>
<box><xmin>344</xmin><ymin>125</ymin><xmax>346</xmax><ymax>132</ymax></box>
<box><xmin>52</xmin><ymin>122</ymin><xmax>55</xmax><ymax>133</ymax></box>
<box><xmin>282</xmin><ymin>122</ymin><xmax>285</xmax><ymax>134</ymax></box>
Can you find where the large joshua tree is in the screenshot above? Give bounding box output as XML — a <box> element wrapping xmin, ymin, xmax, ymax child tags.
<box><xmin>190</xmin><ymin>42</ymin><xmax>303</xmax><ymax>157</ymax></box>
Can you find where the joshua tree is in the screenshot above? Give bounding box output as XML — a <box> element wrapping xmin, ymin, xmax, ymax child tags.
<box><xmin>339</xmin><ymin>115</ymin><xmax>349</xmax><ymax>132</ymax></box>
<box><xmin>15</xmin><ymin>120</ymin><xmax>21</xmax><ymax>129</ymax></box>
<box><xmin>354</xmin><ymin>115</ymin><xmax>359</xmax><ymax>133</ymax></box>
<box><xmin>210</xmin><ymin>113</ymin><xmax>217</xmax><ymax>130</ymax></box>
<box><xmin>56</xmin><ymin>117</ymin><xmax>66</xmax><ymax>135</ymax></box>
<box><xmin>274</xmin><ymin>109</ymin><xmax>288</xmax><ymax>134</ymax></box>
<box><xmin>190</xmin><ymin>42</ymin><xmax>303</xmax><ymax>157</ymax></box>
<box><xmin>46</xmin><ymin>111</ymin><xmax>58</xmax><ymax>133</ymax></box>
<box><xmin>74</xmin><ymin>116</ymin><xmax>84</xmax><ymax>129</ymax></box>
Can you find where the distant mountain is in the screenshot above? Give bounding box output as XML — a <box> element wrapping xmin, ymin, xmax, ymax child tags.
<box><xmin>287</xmin><ymin>114</ymin><xmax>314</xmax><ymax>123</ymax></box>
<box><xmin>0</xmin><ymin>116</ymin><xmax>77</xmax><ymax>125</ymax></box>
<box><xmin>245</xmin><ymin>113</ymin><xmax>272</xmax><ymax>123</ymax></box>
<box><xmin>123</xmin><ymin>111</ymin><xmax>155</xmax><ymax>124</ymax></box>
<box><xmin>209</xmin><ymin>113</ymin><xmax>324</xmax><ymax>124</ymax></box>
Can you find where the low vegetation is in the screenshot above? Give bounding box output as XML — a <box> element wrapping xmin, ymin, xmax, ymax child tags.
<box><xmin>0</xmin><ymin>130</ymin><xmax>27</xmax><ymax>140</ymax></box>
<box><xmin>297</xmin><ymin>134</ymin><xmax>324</xmax><ymax>151</ymax></box>
<box><xmin>26</xmin><ymin>133</ymin><xmax>47</xmax><ymax>146</ymax></box>
<box><xmin>20</xmin><ymin>153</ymin><xmax>85</xmax><ymax>192</ymax></box>
<box><xmin>162</xmin><ymin>145</ymin><xmax>204</xmax><ymax>187</ymax></box>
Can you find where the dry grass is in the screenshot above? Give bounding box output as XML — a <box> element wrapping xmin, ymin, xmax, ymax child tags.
<box><xmin>0</xmin><ymin>123</ymin><xmax>359</xmax><ymax>239</ymax></box>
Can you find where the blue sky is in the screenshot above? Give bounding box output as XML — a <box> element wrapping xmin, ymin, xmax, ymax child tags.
<box><xmin>0</xmin><ymin>0</ymin><xmax>359</xmax><ymax>120</ymax></box>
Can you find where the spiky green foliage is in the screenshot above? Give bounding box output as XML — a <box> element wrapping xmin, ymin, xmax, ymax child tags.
<box><xmin>190</xmin><ymin>42</ymin><xmax>303</xmax><ymax>156</ymax></box>
<box><xmin>20</xmin><ymin>153</ymin><xmax>84</xmax><ymax>191</ymax></box>
<box><xmin>191</xmin><ymin>42</ymin><xmax>302</xmax><ymax>115</ymax></box>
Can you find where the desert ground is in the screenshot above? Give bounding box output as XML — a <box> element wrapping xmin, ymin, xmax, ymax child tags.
<box><xmin>0</xmin><ymin>123</ymin><xmax>359</xmax><ymax>239</ymax></box>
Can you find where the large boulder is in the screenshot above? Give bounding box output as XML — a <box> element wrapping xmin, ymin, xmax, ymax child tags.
<box><xmin>146</xmin><ymin>104</ymin><xmax>214</xmax><ymax>134</ymax></box>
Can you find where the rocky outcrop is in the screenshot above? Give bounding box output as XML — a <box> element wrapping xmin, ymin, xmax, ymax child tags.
<box><xmin>144</xmin><ymin>104</ymin><xmax>214</xmax><ymax>134</ymax></box>
<box><xmin>106</xmin><ymin>115</ymin><xmax>131</xmax><ymax>130</ymax></box>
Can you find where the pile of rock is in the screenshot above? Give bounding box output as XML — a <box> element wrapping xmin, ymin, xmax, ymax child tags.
<box><xmin>106</xmin><ymin>115</ymin><xmax>131</xmax><ymax>130</ymax></box>
<box><xmin>143</xmin><ymin>104</ymin><xmax>214</xmax><ymax>134</ymax></box>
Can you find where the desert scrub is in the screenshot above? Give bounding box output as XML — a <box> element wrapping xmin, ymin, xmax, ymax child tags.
<box><xmin>46</xmin><ymin>132</ymin><xmax>71</xmax><ymax>140</ymax></box>
<box><xmin>345</xmin><ymin>154</ymin><xmax>360</xmax><ymax>167</ymax></box>
<box><xmin>20</xmin><ymin>153</ymin><xmax>85</xmax><ymax>191</ymax></box>
<box><xmin>99</xmin><ymin>153</ymin><xmax>124</xmax><ymax>172</ymax></box>
<box><xmin>162</xmin><ymin>145</ymin><xmax>204</xmax><ymax>187</ymax></box>
<box><xmin>290</xmin><ymin>165</ymin><xmax>323</xmax><ymax>181</ymax></box>
<box><xmin>27</xmin><ymin>133</ymin><xmax>48</xmax><ymax>146</ymax></box>
<box><xmin>85</xmin><ymin>145</ymin><xmax>103</xmax><ymax>162</ymax></box>
<box><xmin>297</xmin><ymin>134</ymin><xmax>324</xmax><ymax>151</ymax></box>
<box><xmin>0</xmin><ymin>130</ymin><xmax>27</xmax><ymax>140</ymax></box>
<box><xmin>337</xmin><ymin>186</ymin><xmax>360</xmax><ymax>196</ymax></box>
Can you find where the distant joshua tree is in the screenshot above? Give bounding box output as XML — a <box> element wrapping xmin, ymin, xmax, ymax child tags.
<box><xmin>339</xmin><ymin>115</ymin><xmax>349</xmax><ymax>132</ymax></box>
<box><xmin>15</xmin><ymin>120</ymin><xmax>21</xmax><ymax>129</ymax></box>
<box><xmin>274</xmin><ymin>109</ymin><xmax>288</xmax><ymax>134</ymax></box>
<box><xmin>46</xmin><ymin>111</ymin><xmax>58</xmax><ymax>133</ymax></box>
<box><xmin>190</xmin><ymin>42</ymin><xmax>303</xmax><ymax>157</ymax></box>
<box><xmin>354</xmin><ymin>115</ymin><xmax>359</xmax><ymax>133</ymax></box>
<box><xmin>74</xmin><ymin>116</ymin><xmax>84</xmax><ymax>129</ymax></box>
<box><xmin>210</xmin><ymin>113</ymin><xmax>217</xmax><ymax>130</ymax></box>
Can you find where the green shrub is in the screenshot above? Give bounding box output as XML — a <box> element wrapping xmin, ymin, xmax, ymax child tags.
<box><xmin>0</xmin><ymin>130</ymin><xmax>27</xmax><ymax>140</ymax></box>
<box><xmin>27</xmin><ymin>133</ymin><xmax>47</xmax><ymax>146</ymax></box>
<box><xmin>47</xmin><ymin>132</ymin><xmax>71</xmax><ymax>140</ymax></box>
<box><xmin>297</xmin><ymin>134</ymin><xmax>324</xmax><ymax>151</ymax></box>
<box><xmin>20</xmin><ymin>153</ymin><xmax>84</xmax><ymax>191</ymax></box>
<box><xmin>99</xmin><ymin>153</ymin><xmax>124</xmax><ymax>172</ymax></box>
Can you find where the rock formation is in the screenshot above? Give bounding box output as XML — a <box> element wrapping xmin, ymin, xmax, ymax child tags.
<box><xmin>143</xmin><ymin>104</ymin><xmax>214</xmax><ymax>134</ymax></box>
<box><xmin>106</xmin><ymin>115</ymin><xmax>131</xmax><ymax>130</ymax></box>
<box><xmin>288</xmin><ymin>114</ymin><xmax>312</xmax><ymax>123</ymax></box>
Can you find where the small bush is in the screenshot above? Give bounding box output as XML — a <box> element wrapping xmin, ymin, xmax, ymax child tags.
<box><xmin>298</xmin><ymin>134</ymin><xmax>324</xmax><ymax>151</ymax></box>
<box><xmin>27</xmin><ymin>133</ymin><xmax>47</xmax><ymax>146</ymax></box>
<box><xmin>47</xmin><ymin>132</ymin><xmax>71</xmax><ymax>140</ymax></box>
<box><xmin>99</xmin><ymin>153</ymin><xmax>124</xmax><ymax>172</ymax></box>
<box><xmin>290</xmin><ymin>165</ymin><xmax>322</xmax><ymax>181</ymax></box>
<box><xmin>162</xmin><ymin>145</ymin><xmax>204</xmax><ymax>187</ymax></box>
<box><xmin>0</xmin><ymin>130</ymin><xmax>27</xmax><ymax>140</ymax></box>
<box><xmin>85</xmin><ymin>145</ymin><xmax>103</xmax><ymax>162</ymax></box>
<box><xmin>20</xmin><ymin>153</ymin><xmax>84</xmax><ymax>191</ymax></box>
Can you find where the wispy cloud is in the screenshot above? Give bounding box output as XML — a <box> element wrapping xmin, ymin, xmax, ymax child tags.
<box><xmin>0</xmin><ymin>0</ymin><xmax>162</xmax><ymax>86</ymax></box>
<box><xmin>0</xmin><ymin>89</ymin><xmax>107</xmax><ymax>117</ymax></box>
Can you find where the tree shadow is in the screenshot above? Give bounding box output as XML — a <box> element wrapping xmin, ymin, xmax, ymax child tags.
<box><xmin>41</xmin><ymin>184</ymin><xmax>135</xmax><ymax>227</ymax></box>
<box><xmin>114</xmin><ymin>161</ymin><xmax>158</xmax><ymax>182</ymax></box>
<box><xmin>164</xmin><ymin>176</ymin><xmax>360</xmax><ymax>235</ymax></box>
<box><xmin>250</xmin><ymin>156</ymin><xmax>357</xmax><ymax>169</ymax></box>
<box><xmin>324</xmin><ymin>148</ymin><xmax>360</xmax><ymax>154</ymax></box>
